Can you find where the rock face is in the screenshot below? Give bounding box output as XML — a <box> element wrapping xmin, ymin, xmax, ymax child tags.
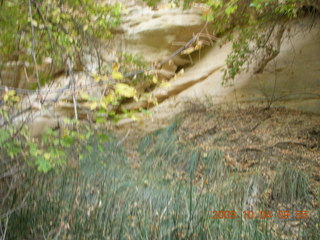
<box><xmin>119</xmin><ymin>6</ymin><xmax>204</xmax><ymax>66</ymax></box>
<box><xmin>0</xmin><ymin>62</ymin><xmax>28</xmax><ymax>88</ymax></box>
<box><xmin>1</xmin><ymin>1</ymin><xmax>204</xmax><ymax>88</ymax></box>
<box><xmin>0</xmin><ymin>60</ymin><xmax>56</xmax><ymax>89</ymax></box>
<box><xmin>81</xmin><ymin>1</ymin><xmax>206</xmax><ymax>74</ymax></box>
<box><xmin>10</xmin><ymin>10</ymin><xmax>320</xmax><ymax>135</ymax></box>
<box><xmin>148</xmin><ymin>16</ymin><xmax>320</xmax><ymax>122</ymax></box>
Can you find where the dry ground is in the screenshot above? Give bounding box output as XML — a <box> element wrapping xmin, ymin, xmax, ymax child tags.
<box><xmin>116</xmin><ymin>107</ymin><xmax>319</xmax><ymax>190</ymax></box>
<box><xmin>109</xmin><ymin>106</ymin><xmax>320</xmax><ymax>238</ymax></box>
<box><xmin>114</xmin><ymin>106</ymin><xmax>320</xmax><ymax>195</ymax></box>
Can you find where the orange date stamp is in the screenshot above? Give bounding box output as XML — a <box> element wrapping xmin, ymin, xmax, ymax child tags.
<box><xmin>212</xmin><ymin>210</ymin><xmax>309</xmax><ymax>220</ymax></box>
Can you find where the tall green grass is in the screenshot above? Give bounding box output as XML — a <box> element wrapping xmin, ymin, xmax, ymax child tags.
<box><xmin>3</xmin><ymin>122</ymin><xmax>318</xmax><ymax>239</ymax></box>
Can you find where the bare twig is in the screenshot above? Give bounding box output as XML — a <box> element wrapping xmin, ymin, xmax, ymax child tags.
<box><xmin>267</xmin><ymin>59</ymin><xmax>278</xmax><ymax>109</ymax></box>
<box><xmin>27</xmin><ymin>0</ymin><xmax>41</xmax><ymax>92</ymax></box>
<box><xmin>67</xmin><ymin>57</ymin><xmax>78</xmax><ymax>121</ymax></box>
<box><xmin>159</xmin><ymin>197</ymin><xmax>173</xmax><ymax>221</ymax></box>
<box><xmin>0</xmin><ymin>216</ymin><xmax>9</xmax><ymax>240</ymax></box>
<box><xmin>0</xmin><ymin>191</ymin><xmax>30</xmax><ymax>219</ymax></box>
<box><xmin>0</xmin><ymin>166</ymin><xmax>26</xmax><ymax>181</ymax></box>
<box><xmin>23</xmin><ymin>66</ymin><xmax>31</xmax><ymax>83</ymax></box>
<box><xmin>117</xmin><ymin>129</ymin><xmax>131</xmax><ymax>146</ymax></box>
<box><xmin>32</xmin><ymin>1</ymin><xmax>54</xmax><ymax>52</ymax></box>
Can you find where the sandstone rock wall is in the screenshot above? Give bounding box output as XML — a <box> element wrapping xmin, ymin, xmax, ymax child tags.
<box><xmin>1</xmin><ymin>0</ymin><xmax>203</xmax><ymax>87</ymax></box>
<box><xmin>8</xmin><ymin>8</ymin><xmax>319</xmax><ymax>135</ymax></box>
<box><xmin>149</xmin><ymin>16</ymin><xmax>320</xmax><ymax>122</ymax></box>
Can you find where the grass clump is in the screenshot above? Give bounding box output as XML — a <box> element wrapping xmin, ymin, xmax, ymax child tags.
<box><xmin>2</xmin><ymin>121</ymin><xmax>318</xmax><ymax>239</ymax></box>
<box><xmin>271</xmin><ymin>166</ymin><xmax>310</xmax><ymax>204</ymax></box>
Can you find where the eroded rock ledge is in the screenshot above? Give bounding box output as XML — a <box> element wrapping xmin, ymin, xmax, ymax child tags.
<box><xmin>7</xmin><ymin>13</ymin><xmax>320</xmax><ymax>136</ymax></box>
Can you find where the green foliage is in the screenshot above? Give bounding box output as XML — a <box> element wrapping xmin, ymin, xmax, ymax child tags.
<box><xmin>223</xmin><ymin>28</ymin><xmax>254</xmax><ymax>81</ymax></box>
<box><xmin>203</xmin><ymin>0</ymin><xmax>302</xmax><ymax>81</ymax></box>
<box><xmin>81</xmin><ymin>53</ymin><xmax>157</xmax><ymax>123</ymax></box>
<box><xmin>121</xmin><ymin>53</ymin><xmax>149</xmax><ymax>71</ymax></box>
<box><xmin>28</xmin><ymin>124</ymin><xmax>91</xmax><ymax>173</ymax></box>
<box><xmin>0</xmin><ymin>125</ymin><xmax>23</xmax><ymax>159</ymax></box>
<box><xmin>3</xmin><ymin>121</ymin><xmax>318</xmax><ymax>239</ymax></box>
<box><xmin>141</xmin><ymin>0</ymin><xmax>160</xmax><ymax>7</ymax></box>
<box><xmin>271</xmin><ymin>166</ymin><xmax>310</xmax><ymax>203</ymax></box>
<box><xmin>139</xmin><ymin>0</ymin><xmax>304</xmax><ymax>81</ymax></box>
<box><xmin>0</xmin><ymin>0</ymin><xmax>121</xmax><ymax>85</ymax></box>
<box><xmin>0</xmin><ymin>91</ymin><xmax>103</xmax><ymax>173</ymax></box>
<box><xmin>0</xmin><ymin>94</ymin><xmax>28</xmax><ymax>160</ymax></box>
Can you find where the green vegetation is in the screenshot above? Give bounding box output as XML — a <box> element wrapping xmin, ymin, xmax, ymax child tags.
<box><xmin>1</xmin><ymin>1</ymin><xmax>319</xmax><ymax>239</ymax></box>
<box><xmin>1</xmin><ymin>0</ymin><xmax>317</xmax><ymax>87</ymax></box>
<box><xmin>0</xmin><ymin>0</ymin><xmax>151</xmax><ymax>207</ymax></box>
<box><xmin>0</xmin><ymin>93</ymin><xmax>97</xmax><ymax>173</ymax></box>
<box><xmin>143</xmin><ymin>0</ymin><xmax>318</xmax><ymax>81</ymax></box>
<box><xmin>0</xmin><ymin>0</ymin><xmax>121</xmax><ymax>85</ymax></box>
<box><xmin>2</xmin><ymin>122</ymin><xmax>318</xmax><ymax>239</ymax></box>
<box><xmin>271</xmin><ymin>166</ymin><xmax>310</xmax><ymax>204</ymax></box>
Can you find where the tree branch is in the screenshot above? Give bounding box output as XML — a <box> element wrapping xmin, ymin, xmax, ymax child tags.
<box><xmin>27</xmin><ymin>0</ymin><xmax>41</xmax><ymax>92</ymax></box>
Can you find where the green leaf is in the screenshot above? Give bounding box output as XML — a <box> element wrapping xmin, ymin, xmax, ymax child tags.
<box><xmin>31</xmin><ymin>19</ymin><xmax>38</xmax><ymax>27</ymax></box>
<box><xmin>36</xmin><ymin>157</ymin><xmax>52</xmax><ymax>173</ymax></box>
<box><xmin>45</xmin><ymin>128</ymin><xmax>53</xmax><ymax>135</ymax></box>
<box><xmin>86</xmin><ymin>145</ymin><xmax>93</xmax><ymax>154</ymax></box>
<box><xmin>53</xmin><ymin>139</ymin><xmax>60</xmax><ymax>146</ymax></box>
<box><xmin>89</xmin><ymin>101</ymin><xmax>98</xmax><ymax>110</ymax></box>
<box><xmin>61</xmin><ymin>136</ymin><xmax>74</xmax><ymax>147</ymax></box>
<box><xmin>98</xmin><ymin>133</ymin><xmax>109</xmax><ymax>143</ymax></box>
<box><xmin>100</xmin><ymin>101</ymin><xmax>107</xmax><ymax>110</ymax></box>
<box><xmin>115</xmin><ymin>83</ymin><xmax>136</xmax><ymax>98</ymax></box>
<box><xmin>98</xmin><ymin>145</ymin><xmax>103</xmax><ymax>153</ymax></box>
<box><xmin>225</xmin><ymin>5</ymin><xmax>238</xmax><ymax>16</ymax></box>
<box><xmin>103</xmin><ymin>91</ymin><xmax>116</xmax><ymax>104</ymax></box>
<box><xmin>96</xmin><ymin>117</ymin><xmax>106</xmax><ymax>124</ymax></box>
<box><xmin>0</xmin><ymin>129</ymin><xmax>10</xmax><ymax>143</ymax></box>
<box><xmin>112</xmin><ymin>71</ymin><xmax>124</xmax><ymax>81</ymax></box>
<box><xmin>81</xmin><ymin>92</ymin><xmax>90</xmax><ymax>100</ymax></box>
<box><xmin>152</xmin><ymin>76</ymin><xmax>158</xmax><ymax>84</ymax></box>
